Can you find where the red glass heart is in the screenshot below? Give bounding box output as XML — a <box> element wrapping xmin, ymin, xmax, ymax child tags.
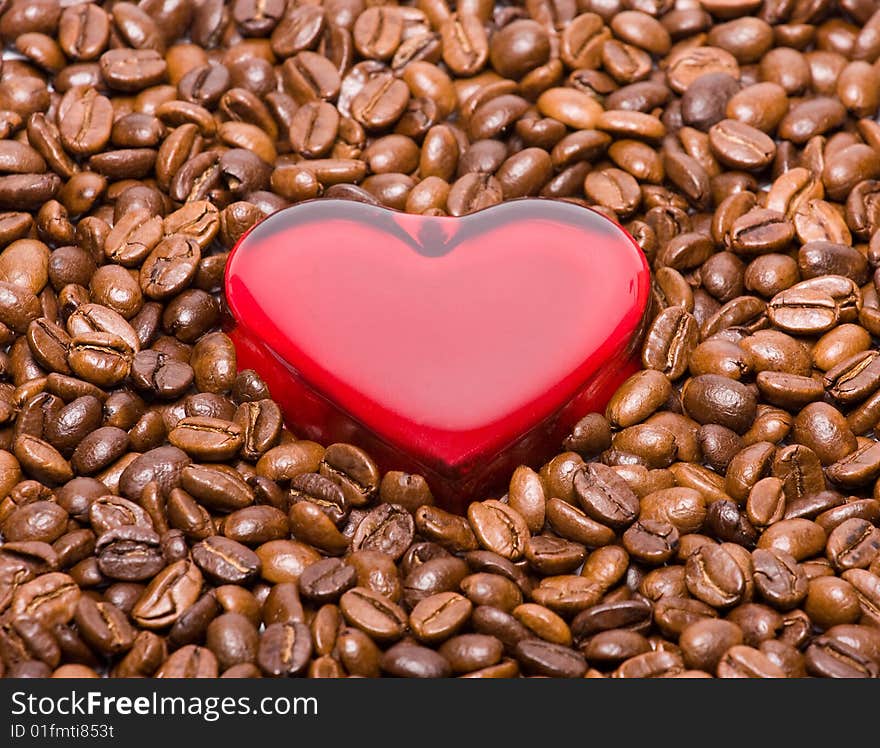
<box><xmin>225</xmin><ymin>199</ymin><xmax>650</xmax><ymax>512</ymax></box>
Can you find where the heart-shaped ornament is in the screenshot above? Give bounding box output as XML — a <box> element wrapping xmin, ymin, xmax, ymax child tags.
<box><xmin>225</xmin><ymin>199</ymin><xmax>650</xmax><ymax>512</ymax></box>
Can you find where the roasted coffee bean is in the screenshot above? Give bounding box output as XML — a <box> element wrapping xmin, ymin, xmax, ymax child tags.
<box><xmin>439</xmin><ymin>633</ymin><xmax>502</xmax><ymax>674</ymax></box>
<box><xmin>347</xmin><ymin>549</ymin><xmax>402</xmax><ymax>602</ymax></box>
<box><xmin>679</xmin><ymin>618</ymin><xmax>743</xmax><ymax>672</ymax></box>
<box><xmin>350</xmin><ymin>503</ymin><xmax>414</xmax><ymax>560</ymax></box>
<box><xmin>682</xmin><ymin>375</ymin><xmax>758</xmax><ymax>434</ymax></box>
<box><xmin>119</xmin><ymin>446</ymin><xmax>190</xmax><ymax>501</ymax></box>
<box><xmin>792</xmin><ymin>403</ymin><xmax>858</xmax><ymax>466</ymax></box>
<box><xmin>10</xmin><ymin>573</ymin><xmax>80</xmax><ymax>628</ymax></box>
<box><xmin>706</xmin><ymin>500</ymin><xmax>758</xmax><ymax>547</ymax></box>
<box><xmin>96</xmin><ymin>527</ymin><xmax>164</xmax><ymax>582</ymax></box>
<box><xmin>2</xmin><ymin>501</ymin><xmax>67</xmax><ymax>544</ymax></box>
<box><xmin>403</xmin><ymin>556</ymin><xmax>469</xmax><ymax>609</ymax></box>
<box><xmin>381</xmin><ymin>641</ymin><xmax>452</xmax><ymax>678</ymax></box>
<box><xmin>805</xmin><ymin>635</ymin><xmax>880</xmax><ymax>678</ymax></box>
<box><xmin>14</xmin><ymin>435</ymin><xmax>73</xmax><ymax>486</ymax></box>
<box><xmin>298</xmin><ymin>557</ymin><xmax>357</xmax><ymax>604</ymax></box>
<box><xmin>414</xmin><ymin>506</ymin><xmax>478</xmax><ymax>553</ymax></box>
<box><xmin>460</xmin><ymin>572</ymin><xmax>523</xmax><ymax>611</ymax></box>
<box><xmin>524</xmin><ymin>536</ymin><xmax>585</xmax><ymax>576</ymax></box>
<box><xmin>623</xmin><ymin>519</ymin><xmax>680</xmax><ymax>565</ymax></box>
<box><xmin>154</xmin><ymin>644</ymin><xmax>218</xmax><ymax>678</ymax></box>
<box><xmin>380</xmin><ymin>471</ymin><xmax>434</xmax><ymax>514</ymax></box>
<box><xmin>752</xmin><ymin>549</ymin><xmax>808</xmax><ymax>610</ymax></box>
<box><xmin>708</xmin><ymin>120</ymin><xmax>776</xmax><ymax>171</ymax></box>
<box><xmin>573</xmin><ymin>462</ymin><xmax>640</xmax><ymax>529</ymax></box>
<box><xmin>642</xmin><ymin>306</ymin><xmax>700</xmax><ymax>380</ymax></box>
<box><xmin>571</xmin><ymin>597</ymin><xmax>652</xmax><ymax>639</ymax></box>
<box><xmin>684</xmin><ymin>543</ymin><xmax>747</xmax><ymax>609</ymax></box>
<box><xmin>222</xmin><ymin>506</ymin><xmax>288</xmax><ymax>546</ymax></box>
<box><xmin>74</xmin><ymin>597</ymin><xmax>135</xmax><ymax>655</ymax></box>
<box><xmin>717</xmin><ymin>644</ymin><xmax>785</xmax><ymax>678</ymax></box>
<box><xmin>467</xmin><ymin>500</ymin><xmax>529</xmax><ymax>561</ymax></box>
<box><xmin>257</xmin><ymin>621</ymin><xmax>312</xmax><ymax>677</ymax></box>
<box><xmin>447</xmin><ymin>173</ymin><xmax>503</xmax><ymax>216</ymax></box>
<box><xmin>319</xmin><ymin>443</ymin><xmax>379</xmax><ymax>507</ymax></box>
<box><xmin>192</xmin><ymin>536</ymin><xmax>260</xmax><ymax>586</ymax></box>
<box><xmin>409</xmin><ymin>592</ymin><xmax>472</xmax><ymax>644</ymax></box>
<box><xmin>340</xmin><ymin>587</ymin><xmax>407</xmax><ymax>642</ymax></box>
<box><xmin>514</xmin><ymin>639</ymin><xmax>587</xmax><ymax>678</ymax></box>
<box><xmin>204</xmin><ymin>611</ymin><xmax>258</xmax><ymax>672</ymax></box>
<box><xmin>581</xmin><ymin>629</ymin><xmax>651</xmax><ymax>665</ymax></box>
<box><xmin>131</xmin><ymin>560</ymin><xmax>202</xmax><ymax>630</ymax></box>
<box><xmin>682</xmin><ymin>73</ymin><xmax>741</xmax><ymax>132</ymax></box>
<box><xmin>289</xmin><ymin>500</ymin><xmax>349</xmax><ymax>555</ymax></box>
<box><xmin>71</xmin><ymin>428</ymin><xmax>129</xmax><ymax>476</ymax></box>
<box><xmin>757</xmin><ymin>519</ymin><xmax>828</xmax><ymax>562</ymax></box>
<box><xmin>181</xmin><ymin>464</ymin><xmax>253</xmax><ymax>512</ymax></box>
<box><xmin>140</xmin><ymin>235</ymin><xmax>200</xmax><ymax>301</ymax></box>
<box><xmin>168</xmin><ymin>417</ymin><xmax>242</xmax><ymax>461</ymax></box>
<box><xmin>825</xmin><ymin>518</ymin><xmax>880</xmax><ymax>572</ymax></box>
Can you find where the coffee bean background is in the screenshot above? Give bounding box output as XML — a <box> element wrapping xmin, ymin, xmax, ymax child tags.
<box><xmin>0</xmin><ymin>0</ymin><xmax>880</xmax><ymax>679</ymax></box>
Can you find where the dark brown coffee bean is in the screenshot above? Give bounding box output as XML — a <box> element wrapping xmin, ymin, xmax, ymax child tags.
<box><xmin>757</xmin><ymin>519</ymin><xmax>828</xmax><ymax>562</ymax></box>
<box><xmin>192</xmin><ymin>536</ymin><xmax>261</xmax><ymax>586</ymax></box>
<box><xmin>403</xmin><ymin>556</ymin><xmax>470</xmax><ymax>609</ymax></box>
<box><xmin>153</xmin><ymin>644</ymin><xmax>217</xmax><ymax>678</ymax></box>
<box><xmin>708</xmin><ymin>119</ymin><xmax>776</xmax><ymax>171</ymax></box>
<box><xmin>682</xmin><ymin>374</ymin><xmax>758</xmax><ymax>434</ymax></box>
<box><xmin>99</xmin><ymin>49</ymin><xmax>167</xmax><ymax>92</ymax></box>
<box><xmin>298</xmin><ymin>557</ymin><xmax>357</xmax><ymax>604</ymax></box>
<box><xmin>257</xmin><ymin>621</ymin><xmax>312</xmax><ymax>677</ymax></box>
<box><xmin>180</xmin><ymin>463</ymin><xmax>254</xmax><ymax>513</ymax></box>
<box><xmin>805</xmin><ymin>635</ymin><xmax>880</xmax><ymax>678</ymax></box>
<box><xmin>131</xmin><ymin>559</ymin><xmax>202</xmax><ymax>630</ymax></box>
<box><xmin>340</xmin><ymin>586</ymin><xmax>407</xmax><ymax>642</ymax></box>
<box><xmin>440</xmin><ymin>14</ymin><xmax>488</xmax><ymax>77</ymax></box>
<box><xmin>439</xmin><ymin>633</ymin><xmax>503</xmax><ymax>674</ymax></box>
<box><xmin>705</xmin><ymin>500</ymin><xmax>759</xmax><ymax>547</ymax></box>
<box><xmin>464</xmin><ymin>501</ymin><xmax>528</xmax><ymax>564</ymax></box>
<box><xmin>573</xmin><ymin>463</ymin><xmax>640</xmax><ymax>529</ymax></box>
<box><xmin>221</xmin><ymin>505</ymin><xmax>287</xmax><ymax>547</ymax></box>
<box><xmin>409</xmin><ymin>591</ymin><xmax>472</xmax><ymax>644</ymax></box>
<box><xmin>71</xmin><ymin>427</ymin><xmax>129</xmax><ymax>476</ymax></box>
<box><xmin>349</xmin><ymin>72</ymin><xmax>409</xmax><ymax>132</ymax></box>
<box><xmin>10</xmin><ymin>572</ymin><xmax>80</xmax><ymax>628</ymax></box>
<box><xmin>825</xmin><ymin>518</ymin><xmax>880</xmax><ymax>572</ymax></box>
<box><xmin>524</xmin><ymin>535</ymin><xmax>586</xmax><ymax>577</ymax></box>
<box><xmin>623</xmin><ymin>519</ymin><xmax>680</xmax><ymax>565</ymax></box>
<box><xmin>514</xmin><ymin>638</ymin><xmax>587</xmax><ymax>678</ymax></box>
<box><xmin>59</xmin><ymin>91</ymin><xmax>113</xmax><ymax>157</ymax></box>
<box><xmin>642</xmin><ymin>306</ymin><xmax>700</xmax><ymax>380</ymax></box>
<box><xmin>350</xmin><ymin>504</ymin><xmax>414</xmax><ymax>560</ymax></box>
<box><xmin>792</xmin><ymin>402</ymin><xmax>858</xmax><ymax>466</ymax></box>
<box><xmin>74</xmin><ymin>596</ymin><xmax>135</xmax><ymax>655</ymax></box>
<box><xmin>681</xmin><ymin>73</ymin><xmax>741</xmax><ymax>131</ymax></box>
<box><xmin>381</xmin><ymin>641</ymin><xmax>452</xmax><ymax>678</ymax></box>
<box><xmin>168</xmin><ymin>416</ymin><xmax>242</xmax><ymax>461</ymax></box>
<box><xmin>447</xmin><ymin>173</ymin><xmax>503</xmax><ymax>216</ymax></box>
<box><xmin>2</xmin><ymin>501</ymin><xmax>67</xmax><ymax>543</ymax></box>
<box><xmin>96</xmin><ymin>526</ymin><xmax>164</xmax><ymax>582</ymax></box>
<box><xmin>13</xmin><ymin>435</ymin><xmax>72</xmax><ymax>485</ymax></box>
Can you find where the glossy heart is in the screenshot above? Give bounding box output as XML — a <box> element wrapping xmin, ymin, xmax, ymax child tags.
<box><xmin>225</xmin><ymin>199</ymin><xmax>650</xmax><ymax>512</ymax></box>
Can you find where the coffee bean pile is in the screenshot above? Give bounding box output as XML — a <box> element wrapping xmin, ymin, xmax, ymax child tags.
<box><xmin>1</xmin><ymin>0</ymin><xmax>880</xmax><ymax>679</ymax></box>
